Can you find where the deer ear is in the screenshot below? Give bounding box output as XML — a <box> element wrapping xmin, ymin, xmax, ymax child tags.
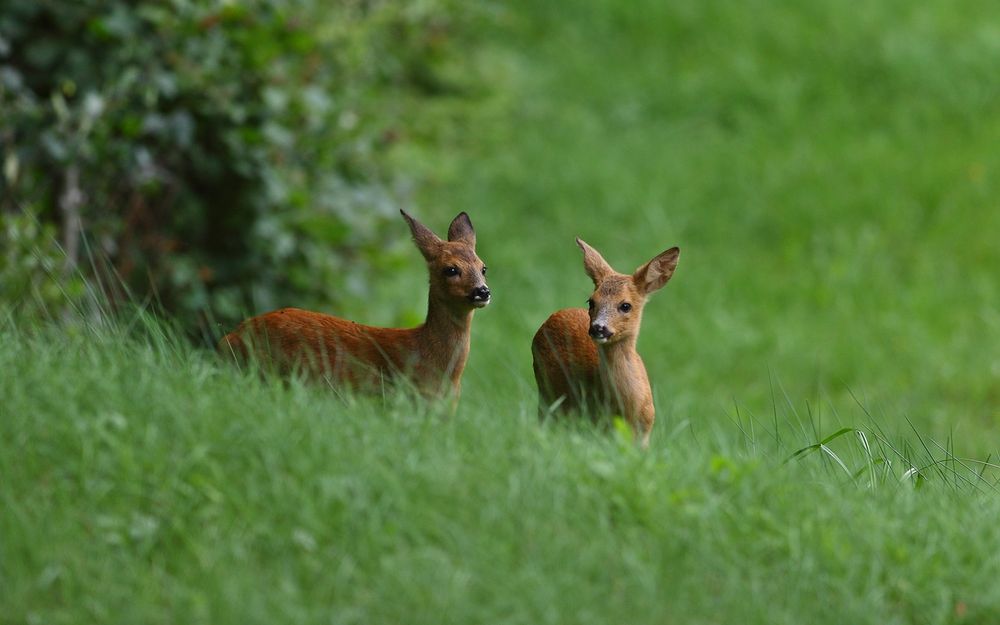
<box><xmin>400</xmin><ymin>210</ymin><xmax>442</xmax><ymax>260</ymax></box>
<box><xmin>633</xmin><ymin>247</ymin><xmax>679</xmax><ymax>295</ymax></box>
<box><xmin>576</xmin><ymin>238</ymin><xmax>615</xmax><ymax>286</ymax></box>
<box><xmin>447</xmin><ymin>212</ymin><xmax>476</xmax><ymax>247</ymax></box>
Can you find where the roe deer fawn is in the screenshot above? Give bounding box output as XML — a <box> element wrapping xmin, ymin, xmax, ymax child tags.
<box><xmin>532</xmin><ymin>238</ymin><xmax>679</xmax><ymax>446</ymax></box>
<box><xmin>219</xmin><ymin>210</ymin><xmax>491</xmax><ymax>400</ymax></box>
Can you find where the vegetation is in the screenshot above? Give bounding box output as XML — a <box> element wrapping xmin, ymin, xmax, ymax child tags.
<box><xmin>1</xmin><ymin>0</ymin><xmax>485</xmax><ymax>331</ymax></box>
<box><xmin>4</xmin><ymin>0</ymin><xmax>1000</xmax><ymax>623</ymax></box>
<box><xmin>3</xmin><ymin>320</ymin><xmax>1000</xmax><ymax>624</ymax></box>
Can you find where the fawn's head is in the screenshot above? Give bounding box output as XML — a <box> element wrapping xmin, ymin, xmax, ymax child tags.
<box><xmin>576</xmin><ymin>238</ymin><xmax>679</xmax><ymax>345</ymax></box>
<box><xmin>401</xmin><ymin>210</ymin><xmax>490</xmax><ymax>310</ymax></box>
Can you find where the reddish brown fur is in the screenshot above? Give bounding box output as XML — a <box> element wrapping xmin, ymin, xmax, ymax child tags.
<box><xmin>532</xmin><ymin>308</ymin><xmax>601</xmax><ymax>413</ymax></box>
<box><xmin>219</xmin><ymin>211</ymin><xmax>490</xmax><ymax>400</ymax></box>
<box><xmin>532</xmin><ymin>239</ymin><xmax>679</xmax><ymax>446</ymax></box>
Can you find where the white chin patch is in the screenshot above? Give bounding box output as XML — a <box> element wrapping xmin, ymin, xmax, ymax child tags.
<box><xmin>472</xmin><ymin>298</ymin><xmax>491</xmax><ymax>308</ymax></box>
<box><xmin>592</xmin><ymin>336</ymin><xmax>609</xmax><ymax>344</ymax></box>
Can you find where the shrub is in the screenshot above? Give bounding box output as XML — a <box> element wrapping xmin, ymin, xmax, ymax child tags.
<box><xmin>0</xmin><ymin>0</ymin><xmax>483</xmax><ymax>335</ymax></box>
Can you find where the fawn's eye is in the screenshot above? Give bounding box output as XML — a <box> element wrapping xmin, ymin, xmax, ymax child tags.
<box><xmin>481</xmin><ymin>266</ymin><xmax>487</xmax><ymax>276</ymax></box>
<box><xmin>618</xmin><ymin>302</ymin><xmax>632</xmax><ymax>313</ymax></box>
<box><xmin>587</xmin><ymin>298</ymin><xmax>595</xmax><ymax>309</ymax></box>
<box><xmin>443</xmin><ymin>266</ymin><xmax>460</xmax><ymax>277</ymax></box>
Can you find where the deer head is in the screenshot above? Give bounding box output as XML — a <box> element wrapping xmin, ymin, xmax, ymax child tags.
<box><xmin>577</xmin><ymin>238</ymin><xmax>679</xmax><ymax>344</ymax></box>
<box><xmin>402</xmin><ymin>210</ymin><xmax>491</xmax><ymax>312</ymax></box>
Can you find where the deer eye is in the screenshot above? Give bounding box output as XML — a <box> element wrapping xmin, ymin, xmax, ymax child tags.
<box><xmin>443</xmin><ymin>266</ymin><xmax>460</xmax><ymax>277</ymax></box>
<box><xmin>619</xmin><ymin>302</ymin><xmax>632</xmax><ymax>313</ymax></box>
<box><xmin>587</xmin><ymin>298</ymin><xmax>595</xmax><ymax>310</ymax></box>
<box><xmin>481</xmin><ymin>266</ymin><xmax>487</xmax><ymax>276</ymax></box>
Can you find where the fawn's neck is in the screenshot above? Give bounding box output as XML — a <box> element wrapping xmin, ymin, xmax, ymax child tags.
<box><xmin>418</xmin><ymin>294</ymin><xmax>474</xmax><ymax>378</ymax></box>
<box><xmin>597</xmin><ymin>337</ymin><xmax>642</xmax><ymax>406</ymax></box>
<box><xmin>597</xmin><ymin>337</ymin><xmax>640</xmax><ymax>374</ymax></box>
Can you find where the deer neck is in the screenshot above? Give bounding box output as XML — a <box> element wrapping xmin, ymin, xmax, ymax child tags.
<box><xmin>597</xmin><ymin>337</ymin><xmax>641</xmax><ymax>408</ymax></box>
<box><xmin>598</xmin><ymin>337</ymin><xmax>640</xmax><ymax>373</ymax></box>
<box><xmin>419</xmin><ymin>294</ymin><xmax>474</xmax><ymax>376</ymax></box>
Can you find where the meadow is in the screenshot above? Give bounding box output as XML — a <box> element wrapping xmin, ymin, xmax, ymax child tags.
<box><xmin>4</xmin><ymin>0</ymin><xmax>1000</xmax><ymax>623</ymax></box>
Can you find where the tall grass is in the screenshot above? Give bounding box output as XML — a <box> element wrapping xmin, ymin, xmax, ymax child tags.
<box><xmin>3</xmin><ymin>316</ymin><xmax>1000</xmax><ymax>624</ymax></box>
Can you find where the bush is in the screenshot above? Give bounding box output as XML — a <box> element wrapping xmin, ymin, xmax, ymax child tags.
<box><xmin>0</xmin><ymin>0</ymin><xmax>484</xmax><ymax>336</ymax></box>
<box><xmin>0</xmin><ymin>210</ymin><xmax>86</xmax><ymax>322</ymax></box>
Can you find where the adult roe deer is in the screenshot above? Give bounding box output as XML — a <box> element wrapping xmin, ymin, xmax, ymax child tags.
<box><xmin>531</xmin><ymin>238</ymin><xmax>679</xmax><ymax>446</ymax></box>
<box><xmin>219</xmin><ymin>210</ymin><xmax>491</xmax><ymax>400</ymax></box>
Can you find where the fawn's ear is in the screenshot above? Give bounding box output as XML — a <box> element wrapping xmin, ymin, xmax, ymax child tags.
<box><xmin>633</xmin><ymin>247</ymin><xmax>680</xmax><ymax>295</ymax></box>
<box><xmin>447</xmin><ymin>212</ymin><xmax>476</xmax><ymax>247</ymax></box>
<box><xmin>401</xmin><ymin>210</ymin><xmax>443</xmax><ymax>260</ymax></box>
<box><xmin>576</xmin><ymin>238</ymin><xmax>615</xmax><ymax>286</ymax></box>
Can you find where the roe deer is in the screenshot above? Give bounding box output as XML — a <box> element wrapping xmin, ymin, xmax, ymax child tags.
<box><xmin>219</xmin><ymin>210</ymin><xmax>491</xmax><ymax>400</ymax></box>
<box><xmin>531</xmin><ymin>238</ymin><xmax>679</xmax><ymax>446</ymax></box>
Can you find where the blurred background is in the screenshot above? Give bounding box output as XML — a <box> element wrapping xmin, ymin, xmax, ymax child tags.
<box><xmin>2</xmin><ymin>0</ymin><xmax>998</xmax><ymax>450</ymax></box>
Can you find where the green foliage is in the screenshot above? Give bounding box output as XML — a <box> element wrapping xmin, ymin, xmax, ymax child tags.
<box><xmin>0</xmin><ymin>0</ymin><xmax>484</xmax><ymax>331</ymax></box>
<box><xmin>2</xmin><ymin>322</ymin><xmax>1000</xmax><ymax>624</ymax></box>
<box><xmin>0</xmin><ymin>210</ymin><xmax>85</xmax><ymax>319</ymax></box>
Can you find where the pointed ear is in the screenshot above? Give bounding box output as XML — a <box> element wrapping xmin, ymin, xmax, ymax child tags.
<box><xmin>400</xmin><ymin>209</ymin><xmax>442</xmax><ymax>261</ymax></box>
<box><xmin>576</xmin><ymin>238</ymin><xmax>615</xmax><ymax>286</ymax></box>
<box><xmin>633</xmin><ymin>247</ymin><xmax>680</xmax><ymax>295</ymax></box>
<box><xmin>447</xmin><ymin>212</ymin><xmax>476</xmax><ymax>247</ymax></box>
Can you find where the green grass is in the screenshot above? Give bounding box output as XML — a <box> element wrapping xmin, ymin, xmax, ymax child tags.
<box><xmin>398</xmin><ymin>0</ymin><xmax>1000</xmax><ymax>453</ymax></box>
<box><xmin>3</xmin><ymin>321</ymin><xmax>1000</xmax><ymax>624</ymax></box>
<box><xmin>5</xmin><ymin>0</ymin><xmax>1000</xmax><ymax>622</ymax></box>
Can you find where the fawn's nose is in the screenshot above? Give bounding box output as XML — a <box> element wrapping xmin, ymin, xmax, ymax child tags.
<box><xmin>469</xmin><ymin>286</ymin><xmax>491</xmax><ymax>306</ymax></box>
<box><xmin>589</xmin><ymin>323</ymin><xmax>613</xmax><ymax>341</ymax></box>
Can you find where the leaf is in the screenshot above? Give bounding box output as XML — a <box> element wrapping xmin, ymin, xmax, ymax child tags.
<box><xmin>785</xmin><ymin>427</ymin><xmax>857</xmax><ymax>463</ymax></box>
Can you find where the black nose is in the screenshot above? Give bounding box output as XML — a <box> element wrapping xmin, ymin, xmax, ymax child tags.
<box><xmin>470</xmin><ymin>286</ymin><xmax>491</xmax><ymax>302</ymax></box>
<box><xmin>589</xmin><ymin>324</ymin><xmax>612</xmax><ymax>339</ymax></box>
